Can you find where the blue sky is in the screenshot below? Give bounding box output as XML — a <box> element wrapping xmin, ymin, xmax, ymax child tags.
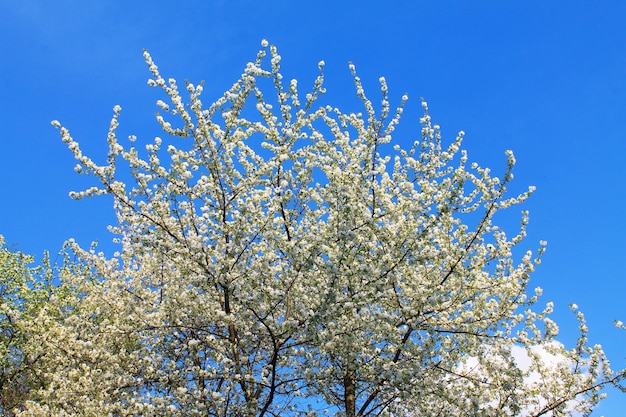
<box><xmin>1</xmin><ymin>1</ymin><xmax>625</xmax><ymax>413</ymax></box>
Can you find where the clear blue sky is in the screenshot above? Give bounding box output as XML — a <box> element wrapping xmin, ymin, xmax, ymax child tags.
<box><xmin>1</xmin><ymin>1</ymin><xmax>625</xmax><ymax>414</ymax></box>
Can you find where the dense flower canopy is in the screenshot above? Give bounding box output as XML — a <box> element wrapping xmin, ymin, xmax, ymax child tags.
<box><xmin>8</xmin><ymin>41</ymin><xmax>623</xmax><ymax>416</ymax></box>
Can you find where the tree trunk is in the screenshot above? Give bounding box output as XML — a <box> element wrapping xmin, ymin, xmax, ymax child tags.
<box><xmin>344</xmin><ymin>364</ymin><xmax>357</xmax><ymax>417</ymax></box>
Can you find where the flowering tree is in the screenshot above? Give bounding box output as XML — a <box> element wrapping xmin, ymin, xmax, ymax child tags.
<box><xmin>0</xmin><ymin>236</ymin><xmax>48</xmax><ymax>415</ymax></box>
<box><xmin>39</xmin><ymin>41</ymin><xmax>624</xmax><ymax>416</ymax></box>
<box><xmin>0</xmin><ymin>237</ymin><xmax>143</xmax><ymax>416</ymax></box>
<box><xmin>0</xmin><ymin>238</ymin><xmax>80</xmax><ymax>416</ymax></box>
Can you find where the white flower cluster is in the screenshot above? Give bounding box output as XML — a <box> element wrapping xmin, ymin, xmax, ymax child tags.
<box><xmin>19</xmin><ymin>42</ymin><xmax>624</xmax><ymax>416</ymax></box>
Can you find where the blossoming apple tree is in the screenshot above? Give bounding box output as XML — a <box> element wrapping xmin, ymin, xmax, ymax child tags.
<box><xmin>0</xmin><ymin>236</ymin><xmax>49</xmax><ymax>415</ymax></box>
<box><xmin>0</xmin><ymin>238</ymin><xmax>101</xmax><ymax>416</ymax></box>
<box><xmin>38</xmin><ymin>40</ymin><xmax>624</xmax><ymax>416</ymax></box>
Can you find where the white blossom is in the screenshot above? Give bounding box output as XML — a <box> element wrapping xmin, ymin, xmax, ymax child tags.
<box><xmin>33</xmin><ymin>42</ymin><xmax>626</xmax><ymax>417</ymax></box>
